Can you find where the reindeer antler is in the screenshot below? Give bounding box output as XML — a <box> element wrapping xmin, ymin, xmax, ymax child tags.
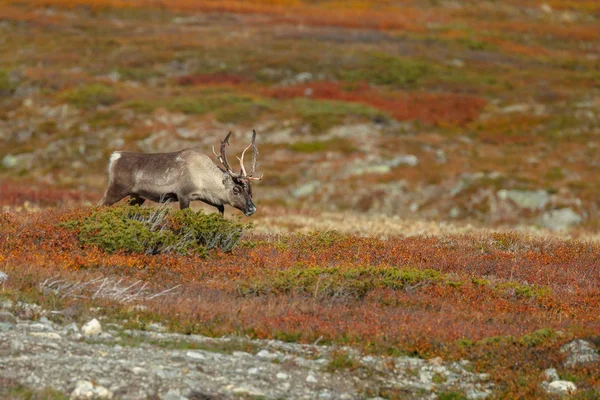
<box><xmin>213</xmin><ymin>131</ymin><xmax>263</xmax><ymax>181</ymax></box>
<box><xmin>237</xmin><ymin>130</ymin><xmax>263</xmax><ymax>181</ymax></box>
<box><xmin>212</xmin><ymin>132</ymin><xmax>240</xmax><ymax>177</ymax></box>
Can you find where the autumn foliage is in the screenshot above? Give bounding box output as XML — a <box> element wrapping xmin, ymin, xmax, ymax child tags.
<box><xmin>1</xmin><ymin>207</ymin><xmax>599</xmax><ymax>396</ymax></box>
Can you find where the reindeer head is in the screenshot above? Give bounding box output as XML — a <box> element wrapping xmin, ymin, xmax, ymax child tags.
<box><xmin>213</xmin><ymin>130</ymin><xmax>263</xmax><ymax>216</ymax></box>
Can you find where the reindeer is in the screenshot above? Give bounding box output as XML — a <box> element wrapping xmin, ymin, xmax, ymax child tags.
<box><xmin>99</xmin><ymin>131</ymin><xmax>262</xmax><ymax>216</ymax></box>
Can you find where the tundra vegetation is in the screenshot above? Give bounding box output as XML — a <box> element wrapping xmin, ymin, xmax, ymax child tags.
<box><xmin>0</xmin><ymin>0</ymin><xmax>599</xmax><ymax>399</ymax></box>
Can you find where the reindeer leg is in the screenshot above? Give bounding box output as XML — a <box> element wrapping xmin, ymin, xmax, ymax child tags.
<box><xmin>128</xmin><ymin>195</ymin><xmax>145</xmax><ymax>207</ymax></box>
<box><xmin>98</xmin><ymin>185</ymin><xmax>128</xmax><ymax>206</ymax></box>
<box><xmin>179</xmin><ymin>196</ymin><xmax>190</xmax><ymax>210</ymax></box>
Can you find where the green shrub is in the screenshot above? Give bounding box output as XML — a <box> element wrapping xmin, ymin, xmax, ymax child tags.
<box><xmin>63</xmin><ymin>205</ymin><xmax>249</xmax><ymax>255</ymax></box>
<box><xmin>338</xmin><ymin>53</ymin><xmax>433</xmax><ymax>87</ymax></box>
<box><xmin>0</xmin><ymin>69</ymin><xmax>16</xmax><ymax>95</ymax></box>
<box><xmin>61</xmin><ymin>83</ymin><xmax>120</xmax><ymax>108</ymax></box>
<box><xmin>288</xmin><ymin>98</ymin><xmax>380</xmax><ymax>133</ymax></box>
<box><xmin>289</xmin><ymin>138</ymin><xmax>357</xmax><ymax>154</ymax></box>
<box><xmin>239</xmin><ymin>265</ymin><xmax>446</xmax><ymax>298</ymax></box>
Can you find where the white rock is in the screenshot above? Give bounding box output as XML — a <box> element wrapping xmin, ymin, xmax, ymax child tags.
<box><xmin>389</xmin><ymin>154</ymin><xmax>419</xmax><ymax>167</ymax></box>
<box><xmin>276</xmin><ymin>372</ymin><xmax>289</xmax><ymax>380</ymax></box>
<box><xmin>306</xmin><ymin>374</ymin><xmax>318</xmax><ymax>383</ymax></box>
<box><xmin>29</xmin><ymin>332</ymin><xmax>62</xmax><ymax>340</ymax></box>
<box><xmin>256</xmin><ymin>349</ymin><xmax>279</xmax><ymax>360</ymax></box>
<box><xmin>231</xmin><ymin>385</ymin><xmax>265</xmax><ymax>396</ymax></box>
<box><xmin>81</xmin><ymin>318</ymin><xmax>102</xmax><ymax>336</ymax></box>
<box><xmin>546</xmin><ymin>380</ymin><xmax>577</xmax><ymax>395</ymax></box>
<box><xmin>0</xmin><ymin>271</ymin><xmax>7</xmax><ymax>283</ymax></box>
<box><xmin>71</xmin><ymin>380</ymin><xmax>94</xmax><ymax>399</ymax></box>
<box><xmin>185</xmin><ymin>351</ymin><xmax>207</xmax><ymax>361</ymax></box>
<box><xmin>131</xmin><ymin>366</ymin><xmax>148</xmax><ymax>375</ymax></box>
<box><xmin>248</xmin><ymin>367</ymin><xmax>260</xmax><ymax>375</ymax></box>
<box><xmin>70</xmin><ymin>380</ymin><xmax>113</xmax><ymax>399</ymax></box>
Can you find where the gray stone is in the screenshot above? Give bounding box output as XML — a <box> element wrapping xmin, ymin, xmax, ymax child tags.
<box><xmin>544</xmin><ymin>368</ymin><xmax>560</xmax><ymax>382</ymax></box>
<box><xmin>540</xmin><ymin>208</ymin><xmax>583</xmax><ymax>230</ymax></box>
<box><xmin>64</xmin><ymin>322</ymin><xmax>79</xmax><ymax>335</ymax></box>
<box><xmin>389</xmin><ymin>154</ymin><xmax>419</xmax><ymax>167</ymax></box>
<box><xmin>1</xmin><ymin>153</ymin><xmax>34</xmax><ymax>170</ymax></box>
<box><xmin>256</xmin><ymin>349</ymin><xmax>279</xmax><ymax>360</ymax></box>
<box><xmin>70</xmin><ymin>380</ymin><xmax>113</xmax><ymax>399</ymax></box>
<box><xmin>497</xmin><ymin>189</ymin><xmax>549</xmax><ymax>210</ymax></box>
<box><xmin>10</xmin><ymin>339</ymin><xmax>25</xmax><ymax>352</ymax></box>
<box><xmin>1</xmin><ymin>154</ymin><xmax>18</xmax><ymax>168</ymax></box>
<box><xmin>292</xmin><ymin>181</ymin><xmax>320</xmax><ymax>198</ymax></box>
<box><xmin>161</xmin><ymin>390</ymin><xmax>189</xmax><ymax>400</ymax></box>
<box><xmin>0</xmin><ymin>311</ymin><xmax>16</xmax><ymax>323</ymax></box>
<box><xmin>0</xmin><ymin>271</ymin><xmax>7</xmax><ymax>284</ymax></box>
<box><xmin>185</xmin><ymin>350</ymin><xmax>208</xmax><ymax>361</ymax></box>
<box><xmin>561</xmin><ymin>339</ymin><xmax>599</xmax><ymax>367</ymax></box>
<box><xmin>29</xmin><ymin>332</ymin><xmax>62</xmax><ymax>340</ymax></box>
<box><xmin>0</xmin><ymin>321</ymin><xmax>15</xmax><ymax>332</ymax></box>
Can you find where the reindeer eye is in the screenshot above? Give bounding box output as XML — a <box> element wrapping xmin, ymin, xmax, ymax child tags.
<box><xmin>233</xmin><ymin>186</ymin><xmax>241</xmax><ymax>194</ymax></box>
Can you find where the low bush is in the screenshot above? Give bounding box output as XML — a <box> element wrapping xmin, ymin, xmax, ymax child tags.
<box><xmin>63</xmin><ymin>205</ymin><xmax>249</xmax><ymax>255</ymax></box>
<box><xmin>60</xmin><ymin>83</ymin><xmax>120</xmax><ymax>108</ymax></box>
<box><xmin>239</xmin><ymin>265</ymin><xmax>447</xmax><ymax>299</ymax></box>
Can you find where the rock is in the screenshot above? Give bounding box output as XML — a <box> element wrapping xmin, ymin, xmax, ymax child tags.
<box><xmin>161</xmin><ymin>390</ymin><xmax>189</xmax><ymax>400</ymax></box>
<box><xmin>500</xmin><ymin>104</ymin><xmax>531</xmax><ymax>114</ymax></box>
<box><xmin>546</xmin><ymin>380</ymin><xmax>577</xmax><ymax>395</ymax></box>
<box><xmin>276</xmin><ymin>372</ymin><xmax>289</xmax><ymax>380</ymax></box>
<box><xmin>497</xmin><ymin>189</ymin><xmax>549</xmax><ymax>210</ymax></box>
<box><xmin>449</xmin><ymin>207</ymin><xmax>461</xmax><ymax>219</ymax></box>
<box><xmin>81</xmin><ymin>318</ymin><xmax>102</xmax><ymax>336</ymax></box>
<box><xmin>0</xmin><ymin>310</ymin><xmax>16</xmax><ymax>323</ymax></box>
<box><xmin>0</xmin><ymin>321</ymin><xmax>15</xmax><ymax>332</ymax></box>
<box><xmin>186</xmin><ymin>350</ymin><xmax>207</xmax><ymax>361</ymax></box>
<box><xmin>292</xmin><ymin>181</ymin><xmax>320</xmax><ymax>198</ymax></box>
<box><xmin>2</xmin><ymin>154</ymin><xmax>18</xmax><ymax>169</ymax></box>
<box><xmin>29</xmin><ymin>331</ymin><xmax>62</xmax><ymax>340</ymax></box>
<box><xmin>0</xmin><ymin>271</ymin><xmax>7</xmax><ymax>283</ymax></box>
<box><xmin>540</xmin><ymin>3</ymin><xmax>553</xmax><ymax>13</ymax></box>
<box><xmin>131</xmin><ymin>366</ymin><xmax>148</xmax><ymax>375</ymax></box>
<box><xmin>389</xmin><ymin>155</ymin><xmax>419</xmax><ymax>167</ymax></box>
<box><xmin>544</xmin><ymin>368</ymin><xmax>560</xmax><ymax>382</ymax></box>
<box><xmin>70</xmin><ymin>380</ymin><xmax>113</xmax><ymax>399</ymax></box>
<box><xmin>64</xmin><ymin>322</ymin><xmax>80</xmax><ymax>335</ymax></box>
<box><xmin>248</xmin><ymin>367</ymin><xmax>260</xmax><ymax>375</ymax></box>
<box><xmin>1</xmin><ymin>153</ymin><xmax>34</xmax><ymax>170</ymax></box>
<box><xmin>30</xmin><ymin>322</ymin><xmax>53</xmax><ymax>331</ymax></box>
<box><xmin>256</xmin><ymin>349</ymin><xmax>280</xmax><ymax>360</ymax></box>
<box><xmin>540</xmin><ymin>208</ymin><xmax>583</xmax><ymax>230</ymax></box>
<box><xmin>306</xmin><ymin>374</ymin><xmax>318</xmax><ymax>383</ymax></box>
<box><xmin>295</xmin><ymin>72</ymin><xmax>313</xmax><ymax>83</ymax></box>
<box><xmin>348</xmin><ymin>164</ymin><xmax>391</xmax><ymax>176</ymax></box>
<box><xmin>561</xmin><ymin>339</ymin><xmax>599</xmax><ymax>367</ymax></box>
<box><xmin>465</xmin><ymin>388</ymin><xmax>492</xmax><ymax>399</ymax></box>
<box><xmin>436</xmin><ymin>149</ymin><xmax>447</xmax><ymax>164</ymax></box>
<box><xmin>230</xmin><ymin>385</ymin><xmax>265</xmax><ymax>397</ymax></box>
<box><xmin>10</xmin><ymin>339</ymin><xmax>25</xmax><ymax>352</ymax></box>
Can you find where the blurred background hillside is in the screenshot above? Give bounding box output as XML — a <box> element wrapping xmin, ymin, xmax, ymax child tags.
<box><xmin>0</xmin><ymin>0</ymin><xmax>599</xmax><ymax>232</ymax></box>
